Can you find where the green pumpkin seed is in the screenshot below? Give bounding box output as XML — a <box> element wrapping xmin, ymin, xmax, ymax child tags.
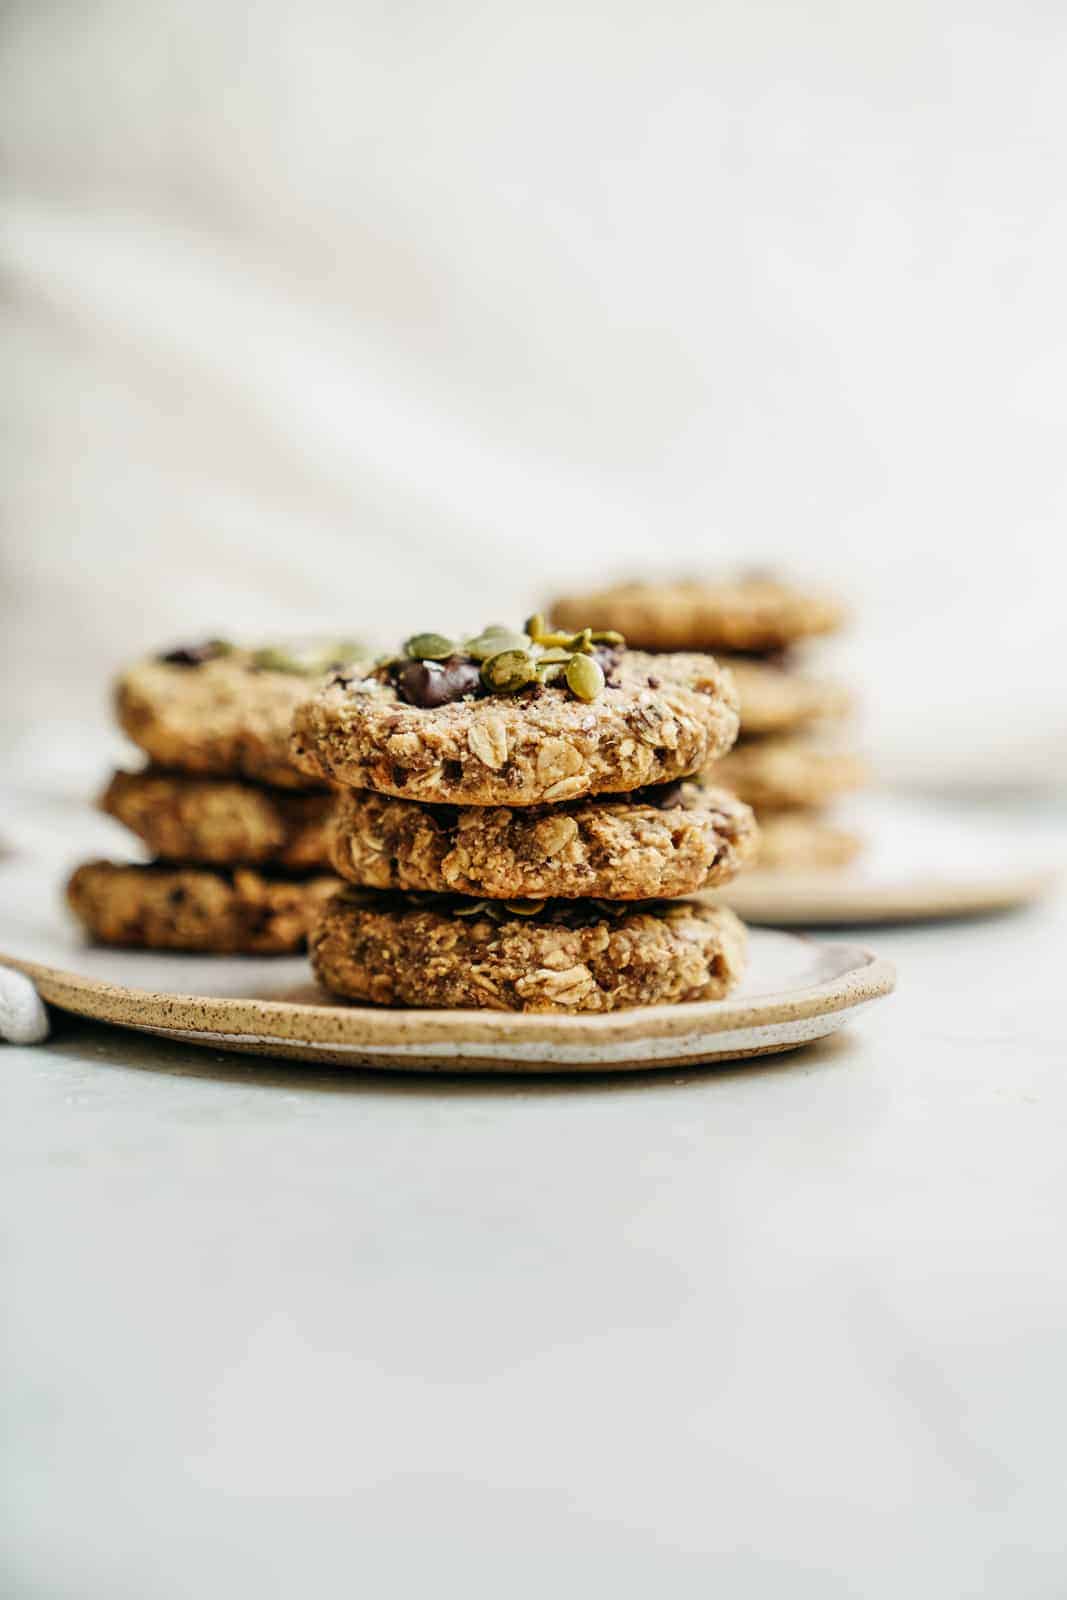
<box><xmin>534</xmin><ymin>646</ymin><xmax>574</xmax><ymax>665</ymax></box>
<box><xmin>404</xmin><ymin>632</ymin><xmax>457</xmax><ymax>661</ymax></box>
<box><xmin>481</xmin><ymin>648</ymin><xmax>537</xmax><ymax>693</ymax></box>
<box><xmin>327</xmin><ymin>638</ymin><xmax>366</xmax><ymax>661</ymax></box>
<box><xmin>453</xmin><ymin>899</ymin><xmax>490</xmax><ymax>918</ymax></box>
<box><xmin>535</xmin><ymin>661</ymin><xmax>567</xmax><ymax>686</ymax></box>
<box><xmin>565</xmin><ymin>652</ymin><xmax>605</xmax><ymax>702</ymax></box>
<box><xmin>590</xmin><ymin>629</ymin><xmax>625</xmax><ymax>646</ymax></box>
<box><xmin>466</xmin><ymin>628</ymin><xmax>530</xmax><ymax>660</ymax></box>
<box><xmin>250</xmin><ymin>646</ymin><xmax>309</xmax><ymax>674</ymax></box>
<box><xmin>503</xmin><ymin>899</ymin><xmax>547</xmax><ymax>916</ymax></box>
<box><xmin>530</xmin><ymin>628</ymin><xmax>576</xmax><ymax>649</ymax></box>
<box><xmin>569</xmin><ymin>627</ymin><xmax>594</xmax><ymax>654</ymax></box>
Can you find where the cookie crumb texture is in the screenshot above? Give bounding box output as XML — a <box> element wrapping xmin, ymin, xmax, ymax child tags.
<box><xmin>330</xmin><ymin>783</ymin><xmax>757</xmax><ymax>900</ymax></box>
<box><xmin>550</xmin><ymin>578</ymin><xmax>845</xmax><ymax>653</ymax></box>
<box><xmin>67</xmin><ymin>861</ymin><xmax>340</xmax><ymax>953</ymax></box>
<box><xmin>101</xmin><ymin>769</ymin><xmax>334</xmax><ymax>868</ymax></box>
<box><xmin>310</xmin><ymin>891</ymin><xmax>747</xmax><ymax>1013</ymax></box>
<box><xmin>704</xmin><ymin>738</ymin><xmax>868</xmax><ymax>811</ymax></box>
<box><xmin>116</xmin><ymin>655</ymin><xmax>330</xmax><ymax>789</ymax></box>
<box><xmin>291</xmin><ymin>651</ymin><xmax>740</xmax><ymax>805</ymax></box>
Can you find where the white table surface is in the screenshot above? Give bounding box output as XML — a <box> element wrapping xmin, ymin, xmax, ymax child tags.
<box><xmin>3</xmin><ymin>778</ymin><xmax>1066</xmax><ymax>1599</ymax></box>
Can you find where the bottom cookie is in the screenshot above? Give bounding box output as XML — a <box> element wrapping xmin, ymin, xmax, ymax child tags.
<box><xmin>310</xmin><ymin>889</ymin><xmax>747</xmax><ymax>1013</ymax></box>
<box><xmin>67</xmin><ymin>861</ymin><xmax>340</xmax><ymax>954</ymax></box>
<box><xmin>753</xmin><ymin>814</ymin><xmax>863</xmax><ymax>870</ymax></box>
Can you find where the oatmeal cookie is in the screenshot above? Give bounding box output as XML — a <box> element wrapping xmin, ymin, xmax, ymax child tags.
<box><xmin>116</xmin><ymin>640</ymin><xmax>363</xmax><ymax>788</ymax></box>
<box><xmin>329</xmin><ymin>781</ymin><xmax>757</xmax><ymax>900</ymax></box>
<box><xmin>550</xmin><ymin>577</ymin><xmax>845</xmax><ymax>653</ymax></box>
<box><xmin>66</xmin><ymin>860</ymin><xmax>340</xmax><ymax>953</ymax></box>
<box><xmin>101</xmin><ymin>768</ymin><xmax>334</xmax><ymax>868</ymax></box>
<box><xmin>753</xmin><ymin>813</ymin><xmax>863</xmax><ymax>870</ymax></box>
<box><xmin>310</xmin><ymin>889</ymin><xmax>747</xmax><ymax>1013</ymax></box>
<box><xmin>292</xmin><ymin>649</ymin><xmax>739</xmax><ymax>805</ymax></box>
<box><xmin>723</xmin><ymin>656</ymin><xmax>851</xmax><ymax>735</ymax></box>
<box><xmin>704</xmin><ymin>738</ymin><xmax>867</xmax><ymax>811</ymax></box>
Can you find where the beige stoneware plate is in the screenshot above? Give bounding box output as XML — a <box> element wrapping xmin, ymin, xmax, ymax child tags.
<box><xmin>717</xmin><ymin>795</ymin><xmax>1059</xmax><ymax>927</ymax></box>
<box><xmin>716</xmin><ymin>865</ymin><xmax>1054</xmax><ymax>926</ymax></box>
<box><xmin>0</xmin><ymin>858</ymin><xmax>893</xmax><ymax>1072</ymax></box>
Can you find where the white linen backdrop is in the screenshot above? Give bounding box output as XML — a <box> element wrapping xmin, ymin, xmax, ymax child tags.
<box><xmin>2</xmin><ymin>1</ymin><xmax>1065</xmax><ymax>789</ymax></box>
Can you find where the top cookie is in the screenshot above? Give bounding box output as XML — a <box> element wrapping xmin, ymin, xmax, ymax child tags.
<box><xmin>550</xmin><ymin>576</ymin><xmax>845</xmax><ymax>653</ymax></box>
<box><xmin>116</xmin><ymin>639</ymin><xmax>364</xmax><ymax>789</ymax></box>
<box><xmin>290</xmin><ymin>620</ymin><xmax>740</xmax><ymax>805</ymax></box>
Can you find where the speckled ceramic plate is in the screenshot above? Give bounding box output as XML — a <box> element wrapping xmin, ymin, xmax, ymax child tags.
<box><xmin>716</xmin><ymin>864</ymin><xmax>1055</xmax><ymax>926</ymax></box>
<box><xmin>715</xmin><ymin>795</ymin><xmax>1060</xmax><ymax>927</ymax></box>
<box><xmin>0</xmin><ymin>936</ymin><xmax>892</xmax><ymax>1072</ymax></box>
<box><xmin>0</xmin><ymin>854</ymin><xmax>893</xmax><ymax>1070</ymax></box>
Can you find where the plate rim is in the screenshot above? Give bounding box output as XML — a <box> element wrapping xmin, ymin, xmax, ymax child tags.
<box><xmin>717</xmin><ymin>864</ymin><xmax>1058</xmax><ymax>925</ymax></box>
<box><xmin>0</xmin><ymin>938</ymin><xmax>896</xmax><ymax>1049</ymax></box>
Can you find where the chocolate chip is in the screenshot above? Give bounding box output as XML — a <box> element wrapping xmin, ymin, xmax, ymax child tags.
<box><xmin>591</xmin><ymin>644</ymin><xmax>623</xmax><ymax>688</ymax></box>
<box><xmin>396</xmin><ymin>657</ymin><xmax>482</xmax><ymax>708</ymax></box>
<box><xmin>646</xmin><ymin>675</ymin><xmax>661</xmax><ymax>689</ymax></box>
<box><xmin>159</xmin><ymin>640</ymin><xmax>230</xmax><ymax>668</ymax></box>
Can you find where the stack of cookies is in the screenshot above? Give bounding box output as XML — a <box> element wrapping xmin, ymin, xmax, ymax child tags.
<box><xmin>550</xmin><ymin>577</ymin><xmax>866</xmax><ymax>871</ymax></box>
<box><xmin>290</xmin><ymin>619</ymin><xmax>758</xmax><ymax>1013</ymax></box>
<box><xmin>66</xmin><ymin>641</ymin><xmax>349</xmax><ymax>953</ymax></box>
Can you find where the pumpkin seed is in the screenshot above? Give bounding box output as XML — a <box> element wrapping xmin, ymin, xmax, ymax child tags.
<box><xmin>589</xmin><ymin>629</ymin><xmax>625</xmax><ymax>646</ymax></box>
<box><xmin>503</xmin><ymin>899</ymin><xmax>547</xmax><ymax>916</ymax></box>
<box><xmin>404</xmin><ymin>632</ymin><xmax>457</xmax><ymax>661</ymax></box>
<box><xmin>466</xmin><ymin>628</ymin><xmax>530</xmax><ymax>660</ymax></box>
<box><xmin>565</xmin><ymin>652</ymin><xmax>605</xmax><ymax>702</ymax></box>
<box><xmin>250</xmin><ymin>645</ymin><xmax>312</xmax><ymax>674</ymax></box>
<box><xmin>481</xmin><ymin>648</ymin><xmax>537</xmax><ymax>693</ymax></box>
<box><xmin>530</xmin><ymin>628</ymin><xmax>577</xmax><ymax>649</ymax></box>
<box><xmin>453</xmin><ymin>899</ymin><xmax>490</xmax><ymax>918</ymax></box>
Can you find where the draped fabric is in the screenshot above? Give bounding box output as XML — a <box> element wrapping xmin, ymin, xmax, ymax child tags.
<box><xmin>3</xmin><ymin>2</ymin><xmax>1064</xmax><ymax>787</ymax></box>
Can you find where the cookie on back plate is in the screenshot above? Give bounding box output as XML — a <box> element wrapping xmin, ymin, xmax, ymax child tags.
<box><xmin>290</xmin><ymin>618</ymin><xmax>740</xmax><ymax>806</ymax></box>
<box><xmin>67</xmin><ymin>860</ymin><xmax>340</xmax><ymax>954</ymax></box>
<box><xmin>703</xmin><ymin>737</ymin><xmax>868</xmax><ymax>812</ymax></box>
<box><xmin>720</xmin><ymin>656</ymin><xmax>851</xmax><ymax>736</ymax></box>
<box><xmin>550</xmin><ymin>576</ymin><xmax>845</xmax><ymax>654</ymax></box>
<box><xmin>116</xmin><ymin>638</ymin><xmax>365</xmax><ymax>789</ymax></box>
<box><xmin>751</xmin><ymin>813</ymin><xmax>863</xmax><ymax>870</ymax></box>
<box><xmin>101</xmin><ymin>768</ymin><xmax>334</xmax><ymax>869</ymax></box>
